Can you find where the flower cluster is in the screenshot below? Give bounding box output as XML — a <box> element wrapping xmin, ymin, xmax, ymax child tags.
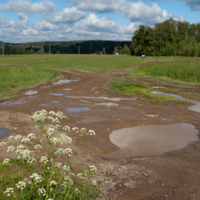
<box><xmin>3</xmin><ymin>158</ymin><xmax>10</xmax><ymax>165</ymax></box>
<box><xmin>16</xmin><ymin>181</ymin><xmax>26</xmax><ymax>190</ymax></box>
<box><xmin>30</xmin><ymin>173</ymin><xmax>43</xmax><ymax>183</ymax></box>
<box><xmin>89</xmin><ymin>165</ymin><xmax>97</xmax><ymax>173</ymax></box>
<box><xmin>16</xmin><ymin>149</ymin><xmax>32</xmax><ymax>159</ymax></box>
<box><xmin>40</xmin><ymin>156</ymin><xmax>49</xmax><ymax>164</ymax></box>
<box><xmin>3</xmin><ymin>188</ymin><xmax>14</xmax><ymax>197</ymax></box>
<box><xmin>38</xmin><ymin>188</ymin><xmax>46</xmax><ymax>196</ymax></box>
<box><xmin>50</xmin><ymin>180</ymin><xmax>57</xmax><ymax>187</ymax></box>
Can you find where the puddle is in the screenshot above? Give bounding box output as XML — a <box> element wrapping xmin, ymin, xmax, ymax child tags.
<box><xmin>77</xmin><ymin>116</ymin><xmax>107</xmax><ymax>123</ymax></box>
<box><xmin>95</xmin><ymin>103</ymin><xmax>119</xmax><ymax>106</ymax></box>
<box><xmin>53</xmin><ymin>79</ymin><xmax>79</xmax><ymax>85</ymax></box>
<box><xmin>51</xmin><ymin>101</ymin><xmax>60</xmax><ymax>103</ymax></box>
<box><xmin>0</xmin><ymin>128</ymin><xmax>12</xmax><ymax>139</ymax></box>
<box><xmin>66</xmin><ymin>107</ymin><xmax>90</xmax><ymax>112</ymax></box>
<box><xmin>106</xmin><ymin>123</ymin><xmax>199</xmax><ymax>158</ymax></box>
<box><xmin>40</xmin><ymin>104</ymin><xmax>50</xmax><ymax>106</ymax></box>
<box><xmin>66</xmin><ymin>96</ymin><xmax>137</xmax><ymax>102</ymax></box>
<box><xmin>92</xmin><ymin>87</ymin><xmax>97</xmax><ymax>91</ymax></box>
<box><xmin>152</xmin><ymin>86</ymin><xmax>165</xmax><ymax>89</ymax></box>
<box><xmin>1</xmin><ymin>101</ymin><xmax>27</xmax><ymax>106</ymax></box>
<box><xmin>41</xmin><ymin>86</ymin><xmax>51</xmax><ymax>89</ymax></box>
<box><xmin>51</xmin><ymin>93</ymin><xmax>64</xmax><ymax>96</ymax></box>
<box><xmin>63</xmin><ymin>89</ymin><xmax>71</xmax><ymax>91</ymax></box>
<box><xmin>151</xmin><ymin>91</ymin><xmax>200</xmax><ymax>113</ymax></box>
<box><xmin>145</xmin><ymin>114</ymin><xmax>158</xmax><ymax>118</ymax></box>
<box><xmin>25</xmin><ymin>90</ymin><xmax>38</xmax><ymax>95</ymax></box>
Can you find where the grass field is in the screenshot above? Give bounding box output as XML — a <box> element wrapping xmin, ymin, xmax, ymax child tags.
<box><xmin>0</xmin><ymin>66</ymin><xmax>62</xmax><ymax>100</ymax></box>
<box><xmin>126</xmin><ymin>57</ymin><xmax>200</xmax><ymax>83</ymax></box>
<box><xmin>0</xmin><ymin>54</ymin><xmax>165</xmax><ymax>72</ymax></box>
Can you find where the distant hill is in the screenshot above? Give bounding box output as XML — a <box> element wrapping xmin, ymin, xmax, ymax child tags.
<box><xmin>0</xmin><ymin>40</ymin><xmax>131</xmax><ymax>55</ymax></box>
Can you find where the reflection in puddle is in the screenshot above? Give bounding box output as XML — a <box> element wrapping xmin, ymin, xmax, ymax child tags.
<box><xmin>145</xmin><ymin>114</ymin><xmax>158</xmax><ymax>118</ymax></box>
<box><xmin>0</xmin><ymin>128</ymin><xmax>12</xmax><ymax>139</ymax></box>
<box><xmin>151</xmin><ymin>91</ymin><xmax>200</xmax><ymax>113</ymax></box>
<box><xmin>1</xmin><ymin>101</ymin><xmax>27</xmax><ymax>106</ymax></box>
<box><xmin>25</xmin><ymin>90</ymin><xmax>37</xmax><ymax>95</ymax></box>
<box><xmin>95</xmin><ymin>103</ymin><xmax>119</xmax><ymax>106</ymax></box>
<box><xmin>51</xmin><ymin>94</ymin><xmax>64</xmax><ymax>96</ymax></box>
<box><xmin>51</xmin><ymin>101</ymin><xmax>60</xmax><ymax>103</ymax></box>
<box><xmin>107</xmin><ymin>123</ymin><xmax>199</xmax><ymax>158</ymax></box>
<box><xmin>77</xmin><ymin>116</ymin><xmax>107</xmax><ymax>123</ymax></box>
<box><xmin>53</xmin><ymin>79</ymin><xmax>79</xmax><ymax>85</ymax></box>
<box><xmin>63</xmin><ymin>89</ymin><xmax>71</xmax><ymax>91</ymax></box>
<box><xmin>40</xmin><ymin>104</ymin><xmax>50</xmax><ymax>106</ymax></box>
<box><xmin>66</xmin><ymin>107</ymin><xmax>90</xmax><ymax>112</ymax></box>
<box><xmin>66</xmin><ymin>96</ymin><xmax>137</xmax><ymax>102</ymax></box>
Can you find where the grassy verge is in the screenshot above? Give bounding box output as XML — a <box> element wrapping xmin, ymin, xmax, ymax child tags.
<box><xmin>110</xmin><ymin>80</ymin><xmax>188</xmax><ymax>104</ymax></box>
<box><xmin>0</xmin><ymin>54</ymin><xmax>166</xmax><ymax>72</ymax></box>
<box><xmin>127</xmin><ymin>57</ymin><xmax>200</xmax><ymax>83</ymax></box>
<box><xmin>0</xmin><ymin>66</ymin><xmax>62</xmax><ymax>101</ymax></box>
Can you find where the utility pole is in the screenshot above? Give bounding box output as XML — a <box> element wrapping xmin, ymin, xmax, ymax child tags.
<box><xmin>78</xmin><ymin>46</ymin><xmax>80</xmax><ymax>54</ymax></box>
<box><xmin>2</xmin><ymin>44</ymin><xmax>4</xmax><ymax>56</ymax></box>
<box><xmin>49</xmin><ymin>45</ymin><xmax>51</xmax><ymax>55</ymax></box>
<box><xmin>102</xmin><ymin>47</ymin><xmax>106</xmax><ymax>54</ymax></box>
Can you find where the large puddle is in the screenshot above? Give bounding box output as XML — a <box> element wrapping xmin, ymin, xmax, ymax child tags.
<box><xmin>151</xmin><ymin>91</ymin><xmax>200</xmax><ymax>113</ymax></box>
<box><xmin>53</xmin><ymin>79</ymin><xmax>79</xmax><ymax>85</ymax></box>
<box><xmin>106</xmin><ymin>123</ymin><xmax>199</xmax><ymax>158</ymax></box>
<box><xmin>0</xmin><ymin>128</ymin><xmax>12</xmax><ymax>139</ymax></box>
<box><xmin>66</xmin><ymin>107</ymin><xmax>90</xmax><ymax>112</ymax></box>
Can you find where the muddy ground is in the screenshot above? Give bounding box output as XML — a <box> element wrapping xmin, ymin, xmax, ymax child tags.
<box><xmin>0</xmin><ymin>63</ymin><xmax>200</xmax><ymax>200</ymax></box>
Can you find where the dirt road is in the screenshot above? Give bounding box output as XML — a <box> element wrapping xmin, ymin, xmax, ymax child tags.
<box><xmin>0</xmin><ymin>64</ymin><xmax>200</xmax><ymax>200</ymax></box>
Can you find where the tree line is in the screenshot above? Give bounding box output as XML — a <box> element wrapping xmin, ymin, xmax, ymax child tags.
<box><xmin>130</xmin><ymin>18</ymin><xmax>200</xmax><ymax>57</ymax></box>
<box><xmin>0</xmin><ymin>40</ymin><xmax>131</xmax><ymax>55</ymax></box>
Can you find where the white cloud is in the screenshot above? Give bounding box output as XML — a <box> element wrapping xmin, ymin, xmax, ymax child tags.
<box><xmin>45</xmin><ymin>7</ymin><xmax>86</xmax><ymax>24</ymax></box>
<box><xmin>0</xmin><ymin>0</ymin><xmax>56</xmax><ymax>14</ymax></box>
<box><xmin>17</xmin><ymin>13</ymin><xmax>29</xmax><ymax>23</ymax></box>
<box><xmin>67</xmin><ymin>0</ymin><xmax>126</xmax><ymax>13</ymax></box>
<box><xmin>121</xmin><ymin>2</ymin><xmax>184</xmax><ymax>25</ymax></box>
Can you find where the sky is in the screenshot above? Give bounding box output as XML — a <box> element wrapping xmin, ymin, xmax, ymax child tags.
<box><xmin>0</xmin><ymin>0</ymin><xmax>200</xmax><ymax>43</ymax></box>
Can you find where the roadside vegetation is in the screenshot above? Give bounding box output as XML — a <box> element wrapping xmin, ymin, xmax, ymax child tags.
<box><xmin>0</xmin><ymin>66</ymin><xmax>62</xmax><ymax>101</ymax></box>
<box><xmin>110</xmin><ymin>57</ymin><xmax>200</xmax><ymax>103</ymax></box>
<box><xmin>0</xmin><ymin>110</ymin><xmax>103</xmax><ymax>200</ymax></box>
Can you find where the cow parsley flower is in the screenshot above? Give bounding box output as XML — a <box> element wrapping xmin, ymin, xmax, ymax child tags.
<box><xmin>89</xmin><ymin>165</ymin><xmax>97</xmax><ymax>172</ymax></box>
<box><xmin>92</xmin><ymin>180</ymin><xmax>97</xmax><ymax>186</ymax></box>
<box><xmin>3</xmin><ymin>158</ymin><xmax>10</xmax><ymax>165</ymax></box>
<box><xmin>50</xmin><ymin>180</ymin><xmax>57</xmax><ymax>187</ymax></box>
<box><xmin>34</xmin><ymin>144</ymin><xmax>42</xmax><ymax>150</ymax></box>
<box><xmin>7</xmin><ymin>146</ymin><xmax>15</xmax><ymax>152</ymax></box>
<box><xmin>3</xmin><ymin>188</ymin><xmax>14</xmax><ymax>196</ymax></box>
<box><xmin>38</xmin><ymin>188</ymin><xmax>46</xmax><ymax>196</ymax></box>
<box><xmin>16</xmin><ymin>181</ymin><xmax>26</xmax><ymax>190</ymax></box>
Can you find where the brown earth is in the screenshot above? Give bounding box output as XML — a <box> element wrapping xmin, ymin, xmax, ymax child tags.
<box><xmin>0</xmin><ymin>63</ymin><xmax>200</xmax><ymax>200</ymax></box>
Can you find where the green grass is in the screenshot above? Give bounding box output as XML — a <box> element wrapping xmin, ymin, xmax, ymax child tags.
<box><xmin>127</xmin><ymin>57</ymin><xmax>200</xmax><ymax>83</ymax></box>
<box><xmin>0</xmin><ymin>66</ymin><xmax>62</xmax><ymax>100</ymax></box>
<box><xmin>110</xmin><ymin>80</ymin><xmax>188</xmax><ymax>104</ymax></box>
<box><xmin>0</xmin><ymin>54</ymin><xmax>165</xmax><ymax>72</ymax></box>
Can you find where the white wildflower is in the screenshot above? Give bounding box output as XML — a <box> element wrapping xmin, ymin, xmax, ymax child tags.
<box><xmin>63</xmin><ymin>148</ymin><xmax>73</xmax><ymax>156</ymax></box>
<box><xmin>50</xmin><ymin>180</ymin><xmax>57</xmax><ymax>187</ymax></box>
<box><xmin>89</xmin><ymin>165</ymin><xmax>97</xmax><ymax>172</ymax></box>
<box><xmin>14</xmin><ymin>134</ymin><xmax>22</xmax><ymax>141</ymax></box>
<box><xmin>29</xmin><ymin>109</ymin><xmax>48</xmax><ymax>122</ymax></box>
<box><xmin>40</xmin><ymin>156</ymin><xmax>48</xmax><ymax>164</ymax></box>
<box><xmin>64</xmin><ymin>177</ymin><xmax>73</xmax><ymax>186</ymax></box>
<box><xmin>27</xmin><ymin>133</ymin><xmax>36</xmax><ymax>140</ymax></box>
<box><xmin>49</xmin><ymin>111</ymin><xmax>56</xmax><ymax>115</ymax></box>
<box><xmin>64</xmin><ymin>126</ymin><xmax>70</xmax><ymax>132</ymax></box>
<box><xmin>16</xmin><ymin>149</ymin><xmax>31</xmax><ymax>159</ymax></box>
<box><xmin>0</xmin><ymin>141</ymin><xmax>7</xmax><ymax>146</ymax></box>
<box><xmin>54</xmin><ymin>148</ymin><xmax>64</xmax><ymax>156</ymax></box>
<box><xmin>75</xmin><ymin>188</ymin><xmax>81</xmax><ymax>194</ymax></box>
<box><xmin>81</xmin><ymin>128</ymin><xmax>87</xmax><ymax>132</ymax></box>
<box><xmin>3</xmin><ymin>158</ymin><xmax>10</xmax><ymax>165</ymax></box>
<box><xmin>72</xmin><ymin>127</ymin><xmax>79</xmax><ymax>131</ymax></box>
<box><xmin>62</xmin><ymin>165</ymin><xmax>70</xmax><ymax>172</ymax></box>
<box><xmin>16</xmin><ymin>181</ymin><xmax>26</xmax><ymax>190</ymax></box>
<box><xmin>59</xmin><ymin>135</ymin><xmax>72</xmax><ymax>144</ymax></box>
<box><xmin>50</xmin><ymin>137</ymin><xmax>58</xmax><ymax>144</ymax></box>
<box><xmin>30</xmin><ymin>173</ymin><xmax>43</xmax><ymax>183</ymax></box>
<box><xmin>27</xmin><ymin>157</ymin><xmax>36</xmax><ymax>164</ymax></box>
<box><xmin>55</xmin><ymin>162</ymin><xmax>62</xmax><ymax>168</ymax></box>
<box><xmin>17</xmin><ymin>145</ymin><xmax>25</xmax><ymax>150</ymax></box>
<box><xmin>89</xmin><ymin>130</ymin><xmax>96</xmax><ymax>136</ymax></box>
<box><xmin>38</xmin><ymin>188</ymin><xmax>46</xmax><ymax>196</ymax></box>
<box><xmin>55</xmin><ymin>111</ymin><xmax>66</xmax><ymax>119</ymax></box>
<box><xmin>92</xmin><ymin>180</ymin><xmax>97</xmax><ymax>186</ymax></box>
<box><xmin>21</xmin><ymin>137</ymin><xmax>30</xmax><ymax>143</ymax></box>
<box><xmin>48</xmin><ymin>199</ymin><xmax>54</xmax><ymax>200</ymax></box>
<box><xmin>8</xmin><ymin>136</ymin><xmax>14</xmax><ymax>140</ymax></box>
<box><xmin>34</xmin><ymin>144</ymin><xmax>42</xmax><ymax>150</ymax></box>
<box><xmin>7</xmin><ymin>146</ymin><xmax>15</xmax><ymax>152</ymax></box>
<box><xmin>47</xmin><ymin>128</ymin><xmax>55</xmax><ymax>136</ymax></box>
<box><xmin>3</xmin><ymin>188</ymin><xmax>14</xmax><ymax>196</ymax></box>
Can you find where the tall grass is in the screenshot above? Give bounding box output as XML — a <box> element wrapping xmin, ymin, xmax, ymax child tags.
<box><xmin>130</xmin><ymin>57</ymin><xmax>200</xmax><ymax>83</ymax></box>
<box><xmin>0</xmin><ymin>54</ymin><xmax>165</xmax><ymax>72</ymax></box>
<box><xmin>0</xmin><ymin>66</ymin><xmax>61</xmax><ymax>100</ymax></box>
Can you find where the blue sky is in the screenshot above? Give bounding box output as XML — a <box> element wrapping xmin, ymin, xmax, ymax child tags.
<box><xmin>0</xmin><ymin>0</ymin><xmax>200</xmax><ymax>43</ymax></box>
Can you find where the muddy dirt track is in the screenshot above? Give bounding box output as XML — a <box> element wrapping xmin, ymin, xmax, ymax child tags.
<box><xmin>0</xmin><ymin>62</ymin><xmax>200</xmax><ymax>200</ymax></box>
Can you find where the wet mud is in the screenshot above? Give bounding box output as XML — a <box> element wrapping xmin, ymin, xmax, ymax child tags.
<box><xmin>0</xmin><ymin>64</ymin><xmax>200</xmax><ymax>199</ymax></box>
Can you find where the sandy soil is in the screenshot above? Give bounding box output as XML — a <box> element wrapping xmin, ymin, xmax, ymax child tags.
<box><xmin>0</xmin><ymin>63</ymin><xmax>200</xmax><ymax>200</ymax></box>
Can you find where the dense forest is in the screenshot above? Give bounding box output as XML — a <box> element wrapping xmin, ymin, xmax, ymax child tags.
<box><xmin>0</xmin><ymin>40</ymin><xmax>131</xmax><ymax>55</ymax></box>
<box><xmin>130</xmin><ymin>18</ymin><xmax>200</xmax><ymax>56</ymax></box>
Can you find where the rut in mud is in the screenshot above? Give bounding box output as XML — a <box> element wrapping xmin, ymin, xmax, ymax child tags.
<box><xmin>0</xmin><ymin>63</ymin><xmax>200</xmax><ymax>200</ymax></box>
